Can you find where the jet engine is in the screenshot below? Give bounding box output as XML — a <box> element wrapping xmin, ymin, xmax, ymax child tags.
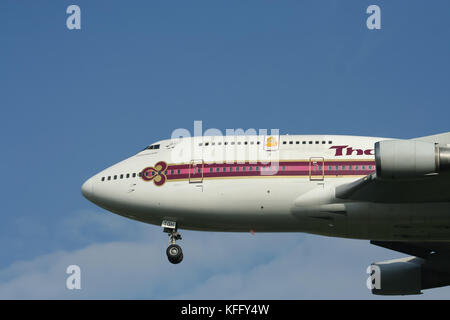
<box><xmin>370</xmin><ymin>256</ymin><xmax>450</xmax><ymax>295</ymax></box>
<box><xmin>374</xmin><ymin>140</ymin><xmax>450</xmax><ymax>179</ymax></box>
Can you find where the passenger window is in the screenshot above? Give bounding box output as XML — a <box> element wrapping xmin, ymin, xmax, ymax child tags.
<box><xmin>108</xmin><ymin>176</ymin><xmax>111</xmax><ymax>180</ymax></box>
<box><xmin>120</xmin><ymin>174</ymin><xmax>123</xmax><ymax>179</ymax></box>
<box><xmin>101</xmin><ymin>177</ymin><xmax>105</xmax><ymax>181</ymax></box>
<box><xmin>114</xmin><ymin>175</ymin><xmax>117</xmax><ymax>180</ymax></box>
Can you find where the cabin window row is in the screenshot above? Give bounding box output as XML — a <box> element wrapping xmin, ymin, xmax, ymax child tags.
<box><xmin>282</xmin><ymin>140</ymin><xmax>333</xmax><ymax>145</ymax></box>
<box><xmin>199</xmin><ymin>141</ymin><xmax>261</xmax><ymax>147</ymax></box>
<box><xmin>101</xmin><ymin>172</ymin><xmax>140</xmax><ymax>181</ymax></box>
<box><xmin>198</xmin><ymin>140</ymin><xmax>333</xmax><ymax>147</ymax></box>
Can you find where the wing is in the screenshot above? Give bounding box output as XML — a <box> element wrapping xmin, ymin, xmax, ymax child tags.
<box><xmin>371</xmin><ymin>240</ymin><xmax>450</xmax><ymax>258</ymax></box>
<box><xmin>335</xmin><ymin>172</ymin><xmax>450</xmax><ymax>203</ymax></box>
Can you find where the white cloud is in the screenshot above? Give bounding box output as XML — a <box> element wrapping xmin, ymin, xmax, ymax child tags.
<box><xmin>2</xmin><ymin>211</ymin><xmax>450</xmax><ymax>299</ymax></box>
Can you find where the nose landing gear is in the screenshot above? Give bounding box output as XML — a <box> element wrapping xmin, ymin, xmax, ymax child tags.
<box><xmin>167</xmin><ymin>230</ymin><xmax>183</xmax><ymax>264</ymax></box>
<box><xmin>162</xmin><ymin>220</ymin><xmax>183</xmax><ymax>264</ymax></box>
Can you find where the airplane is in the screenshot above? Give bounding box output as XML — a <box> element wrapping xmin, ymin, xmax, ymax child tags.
<box><xmin>81</xmin><ymin>132</ymin><xmax>450</xmax><ymax>295</ymax></box>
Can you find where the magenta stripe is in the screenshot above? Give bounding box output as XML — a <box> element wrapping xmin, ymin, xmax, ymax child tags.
<box><xmin>160</xmin><ymin>160</ymin><xmax>376</xmax><ymax>180</ymax></box>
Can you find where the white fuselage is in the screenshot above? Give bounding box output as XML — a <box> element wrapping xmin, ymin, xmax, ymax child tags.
<box><xmin>81</xmin><ymin>135</ymin><xmax>450</xmax><ymax>241</ymax></box>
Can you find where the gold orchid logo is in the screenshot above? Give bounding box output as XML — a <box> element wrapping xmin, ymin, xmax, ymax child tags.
<box><xmin>141</xmin><ymin>161</ymin><xmax>168</xmax><ymax>186</ymax></box>
<box><xmin>265</xmin><ymin>136</ymin><xmax>278</xmax><ymax>148</ymax></box>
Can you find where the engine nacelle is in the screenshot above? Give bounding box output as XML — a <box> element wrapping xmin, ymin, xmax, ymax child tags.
<box><xmin>370</xmin><ymin>256</ymin><xmax>450</xmax><ymax>295</ymax></box>
<box><xmin>375</xmin><ymin>140</ymin><xmax>450</xmax><ymax>179</ymax></box>
<box><xmin>370</xmin><ymin>257</ymin><xmax>422</xmax><ymax>295</ymax></box>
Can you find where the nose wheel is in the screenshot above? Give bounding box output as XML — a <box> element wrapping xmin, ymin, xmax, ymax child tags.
<box><xmin>167</xmin><ymin>243</ymin><xmax>183</xmax><ymax>264</ymax></box>
<box><xmin>162</xmin><ymin>220</ymin><xmax>183</xmax><ymax>264</ymax></box>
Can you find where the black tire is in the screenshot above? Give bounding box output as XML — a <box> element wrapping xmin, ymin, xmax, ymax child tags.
<box><xmin>177</xmin><ymin>252</ymin><xmax>183</xmax><ymax>264</ymax></box>
<box><xmin>167</xmin><ymin>244</ymin><xmax>183</xmax><ymax>264</ymax></box>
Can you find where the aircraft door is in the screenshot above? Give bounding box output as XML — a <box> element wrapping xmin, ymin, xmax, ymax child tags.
<box><xmin>189</xmin><ymin>159</ymin><xmax>204</xmax><ymax>183</ymax></box>
<box><xmin>309</xmin><ymin>157</ymin><xmax>324</xmax><ymax>181</ymax></box>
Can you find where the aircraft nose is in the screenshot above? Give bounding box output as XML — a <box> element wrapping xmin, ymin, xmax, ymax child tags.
<box><xmin>81</xmin><ymin>177</ymin><xmax>95</xmax><ymax>201</ymax></box>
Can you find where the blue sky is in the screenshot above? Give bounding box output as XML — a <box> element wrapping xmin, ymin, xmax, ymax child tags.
<box><xmin>1</xmin><ymin>0</ymin><xmax>450</xmax><ymax>299</ymax></box>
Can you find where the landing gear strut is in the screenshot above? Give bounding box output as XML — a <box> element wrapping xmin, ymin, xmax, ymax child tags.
<box><xmin>162</xmin><ymin>220</ymin><xmax>183</xmax><ymax>264</ymax></box>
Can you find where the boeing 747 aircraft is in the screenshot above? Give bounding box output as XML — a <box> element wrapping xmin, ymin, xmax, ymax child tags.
<box><xmin>82</xmin><ymin>132</ymin><xmax>450</xmax><ymax>295</ymax></box>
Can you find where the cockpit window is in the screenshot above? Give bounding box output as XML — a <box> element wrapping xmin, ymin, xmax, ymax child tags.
<box><xmin>142</xmin><ymin>144</ymin><xmax>160</xmax><ymax>151</ymax></box>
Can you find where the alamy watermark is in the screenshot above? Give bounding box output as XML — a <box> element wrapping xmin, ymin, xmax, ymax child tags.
<box><xmin>366</xmin><ymin>5</ymin><xmax>381</xmax><ymax>30</ymax></box>
<box><xmin>366</xmin><ymin>264</ymin><xmax>381</xmax><ymax>290</ymax></box>
<box><xmin>66</xmin><ymin>265</ymin><xmax>81</xmax><ymax>290</ymax></box>
<box><xmin>166</xmin><ymin>121</ymin><xmax>281</xmax><ymax>175</ymax></box>
<box><xmin>66</xmin><ymin>5</ymin><xmax>81</xmax><ymax>30</ymax></box>
<box><xmin>66</xmin><ymin>5</ymin><xmax>381</xmax><ymax>31</ymax></box>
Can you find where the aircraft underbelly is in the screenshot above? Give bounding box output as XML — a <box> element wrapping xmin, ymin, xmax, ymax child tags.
<box><xmin>126</xmin><ymin>177</ymin><xmax>450</xmax><ymax>241</ymax></box>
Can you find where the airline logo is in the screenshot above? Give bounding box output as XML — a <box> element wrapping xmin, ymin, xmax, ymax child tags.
<box><xmin>141</xmin><ymin>161</ymin><xmax>168</xmax><ymax>186</ymax></box>
<box><xmin>330</xmin><ymin>145</ymin><xmax>374</xmax><ymax>156</ymax></box>
<box><xmin>265</xmin><ymin>136</ymin><xmax>278</xmax><ymax>148</ymax></box>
